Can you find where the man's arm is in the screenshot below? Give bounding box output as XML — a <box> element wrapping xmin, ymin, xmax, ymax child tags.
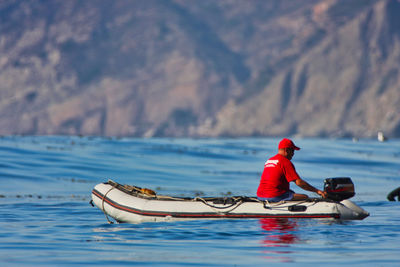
<box><xmin>295</xmin><ymin>178</ymin><xmax>327</xmax><ymax>198</ymax></box>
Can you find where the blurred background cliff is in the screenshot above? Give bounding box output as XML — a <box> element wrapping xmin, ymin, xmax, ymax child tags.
<box><xmin>1</xmin><ymin>0</ymin><xmax>399</xmax><ymax>138</ymax></box>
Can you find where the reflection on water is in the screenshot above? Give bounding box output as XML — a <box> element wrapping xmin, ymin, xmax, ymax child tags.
<box><xmin>259</xmin><ymin>218</ymin><xmax>299</xmax><ymax>262</ymax></box>
<box><xmin>259</xmin><ymin>218</ymin><xmax>299</xmax><ymax>246</ymax></box>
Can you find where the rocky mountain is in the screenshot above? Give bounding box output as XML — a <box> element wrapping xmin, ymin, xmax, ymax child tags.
<box><xmin>0</xmin><ymin>0</ymin><xmax>399</xmax><ymax>138</ymax></box>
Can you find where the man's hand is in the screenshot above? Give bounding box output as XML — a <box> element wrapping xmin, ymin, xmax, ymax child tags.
<box><xmin>317</xmin><ymin>190</ymin><xmax>328</xmax><ymax>198</ymax></box>
<box><xmin>295</xmin><ymin>178</ymin><xmax>327</xmax><ymax>198</ymax></box>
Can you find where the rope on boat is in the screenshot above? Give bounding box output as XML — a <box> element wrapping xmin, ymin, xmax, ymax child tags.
<box><xmin>155</xmin><ymin>195</ymin><xmax>191</xmax><ymax>201</ymax></box>
<box><xmin>104</xmin><ymin>180</ymin><xmax>326</xmax><ymax>215</ymax></box>
<box><xmin>194</xmin><ymin>197</ymin><xmax>245</xmax><ymax>214</ymax></box>
<box><xmin>262</xmin><ymin>199</ymin><xmax>315</xmax><ymax>211</ymax></box>
<box><xmin>102</xmin><ymin>185</ymin><xmax>117</xmax><ymax>224</ymax></box>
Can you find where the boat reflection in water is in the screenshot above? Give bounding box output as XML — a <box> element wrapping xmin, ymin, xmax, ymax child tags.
<box><xmin>259</xmin><ymin>218</ymin><xmax>299</xmax><ymax>262</ymax></box>
<box><xmin>259</xmin><ymin>218</ymin><xmax>299</xmax><ymax>246</ymax></box>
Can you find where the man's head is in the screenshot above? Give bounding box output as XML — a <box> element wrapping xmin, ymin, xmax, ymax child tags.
<box><xmin>278</xmin><ymin>138</ymin><xmax>300</xmax><ymax>160</ymax></box>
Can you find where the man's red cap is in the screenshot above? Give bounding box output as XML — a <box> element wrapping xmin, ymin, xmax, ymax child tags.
<box><xmin>278</xmin><ymin>138</ymin><xmax>300</xmax><ymax>150</ymax></box>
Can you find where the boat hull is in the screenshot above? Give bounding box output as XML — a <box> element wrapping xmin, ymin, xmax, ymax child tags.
<box><xmin>91</xmin><ymin>182</ymin><xmax>369</xmax><ymax>223</ymax></box>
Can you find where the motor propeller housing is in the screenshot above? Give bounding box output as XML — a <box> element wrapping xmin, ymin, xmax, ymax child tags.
<box><xmin>324</xmin><ymin>177</ymin><xmax>355</xmax><ymax>201</ymax></box>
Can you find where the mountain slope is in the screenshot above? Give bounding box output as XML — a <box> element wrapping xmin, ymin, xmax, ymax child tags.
<box><xmin>0</xmin><ymin>0</ymin><xmax>399</xmax><ymax>138</ymax></box>
<box><xmin>196</xmin><ymin>0</ymin><xmax>400</xmax><ymax>137</ymax></box>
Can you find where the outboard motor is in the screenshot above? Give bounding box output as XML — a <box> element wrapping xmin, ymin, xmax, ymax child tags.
<box><xmin>324</xmin><ymin>177</ymin><xmax>355</xmax><ymax>201</ymax></box>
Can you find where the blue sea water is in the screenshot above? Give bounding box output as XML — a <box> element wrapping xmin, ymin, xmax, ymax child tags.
<box><xmin>0</xmin><ymin>136</ymin><xmax>399</xmax><ymax>266</ymax></box>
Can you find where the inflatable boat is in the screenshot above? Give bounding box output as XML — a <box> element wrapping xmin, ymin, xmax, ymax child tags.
<box><xmin>91</xmin><ymin>178</ymin><xmax>369</xmax><ymax>223</ymax></box>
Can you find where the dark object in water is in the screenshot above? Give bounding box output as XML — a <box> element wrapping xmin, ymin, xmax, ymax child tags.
<box><xmin>387</xmin><ymin>187</ymin><xmax>400</xmax><ymax>201</ymax></box>
<box><xmin>324</xmin><ymin>177</ymin><xmax>355</xmax><ymax>201</ymax></box>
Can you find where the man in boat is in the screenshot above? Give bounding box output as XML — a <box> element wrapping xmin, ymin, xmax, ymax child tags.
<box><xmin>257</xmin><ymin>138</ymin><xmax>327</xmax><ymax>202</ymax></box>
